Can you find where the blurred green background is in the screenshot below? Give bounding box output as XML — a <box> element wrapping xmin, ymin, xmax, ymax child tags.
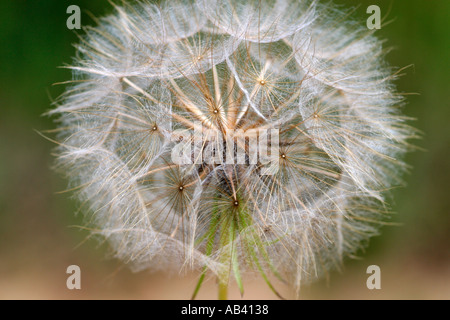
<box><xmin>0</xmin><ymin>0</ymin><xmax>448</xmax><ymax>299</ymax></box>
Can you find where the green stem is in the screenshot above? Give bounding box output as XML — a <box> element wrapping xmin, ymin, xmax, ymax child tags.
<box><xmin>218</xmin><ymin>279</ymin><xmax>228</xmax><ymax>300</ymax></box>
<box><xmin>217</xmin><ymin>211</ymin><xmax>234</xmax><ymax>300</ymax></box>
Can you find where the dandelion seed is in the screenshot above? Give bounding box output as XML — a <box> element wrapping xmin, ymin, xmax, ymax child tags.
<box><xmin>49</xmin><ymin>0</ymin><xmax>416</xmax><ymax>299</ymax></box>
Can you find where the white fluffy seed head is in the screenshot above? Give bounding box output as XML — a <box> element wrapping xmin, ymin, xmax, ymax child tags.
<box><xmin>50</xmin><ymin>0</ymin><xmax>416</xmax><ymax>297</ymax></box>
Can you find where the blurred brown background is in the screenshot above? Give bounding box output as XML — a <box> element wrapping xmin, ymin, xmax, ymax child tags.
<box><xmin>0</xmin><ymin>0</ymin><xmax>449</xmax><ymax>299</ymax></box>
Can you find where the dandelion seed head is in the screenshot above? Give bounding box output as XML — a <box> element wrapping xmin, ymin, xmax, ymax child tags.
<box><xmin>51</xmin><ymin>0</ymin><xmax>416</xmax><ymax>297</ymax></box>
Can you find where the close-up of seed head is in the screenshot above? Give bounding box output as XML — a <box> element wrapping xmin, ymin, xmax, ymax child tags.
<box><xmin>48</xmin><ymin>0</ymin><xmax>417</xmax><ymax>299</ymax></box>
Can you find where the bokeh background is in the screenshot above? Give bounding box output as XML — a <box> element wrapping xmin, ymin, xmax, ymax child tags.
<box><xmin>0</xmin><ymin>0</ymin><xmax>448</xmax><ymax>299</ymax></box>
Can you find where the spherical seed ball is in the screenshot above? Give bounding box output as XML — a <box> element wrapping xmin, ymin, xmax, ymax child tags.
<box><xmin>50</xmin><ymin>0</ymin><xmax>415</xmax><ymax>297</ymax></box>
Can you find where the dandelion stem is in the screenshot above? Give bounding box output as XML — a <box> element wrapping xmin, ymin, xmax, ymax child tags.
<box><xmin>218</xmin><ymin>280</ymin><xmax>228</xmax><ymax>300</ymax></box>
